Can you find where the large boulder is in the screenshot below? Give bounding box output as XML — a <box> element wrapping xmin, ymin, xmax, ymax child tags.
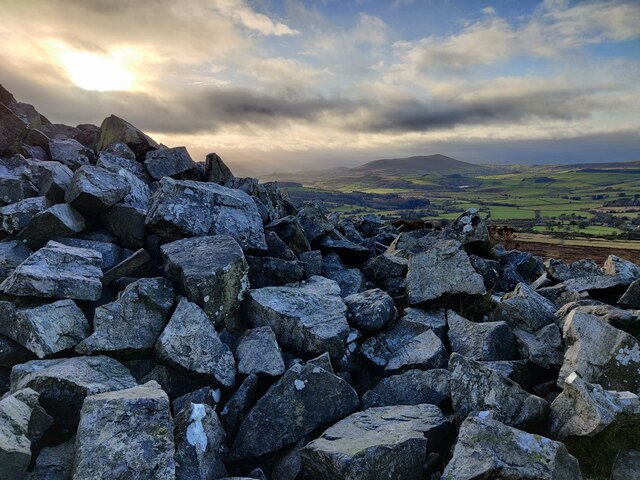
<box><xmin>246</xmin><ymin>256</ymin><xmax>305</xmax><ymax>288</ymax></box>
<box><xmin>265</xmin><ymin>216</ymin><xmax>310</xmax><ymax>254</ymax></box>
<box><xmin>546</xmin><ymin>258</ymin><xmax>601</xmax><ymax>282</ymax></box>
<box><xmin>65</xmin><ymin>165</ymin><xmax>130</xmax><ymax>215</ymax></box>
<box><xmin>144</xmin><ymin>146</ymin><xmax>197</xmax><ymax>180</ymax></box>
<box><xmin>447</xmin><ymin>311</ymin><xmax>516</xmax><ymax>361</ymax></box>
<box><xmin>203</xmin><ymin>152</ymin><xmax>234</xmax><ymax>184</ymax></box>
<box><xmin>446</xmin><ymin>208</ymin><xmax>490</xmax><ymax>246</ymax></box>
<box><xmin>234</xmin><ymin>326</ymin><xmax>285</xmax><ymax>377</ymax></box>
<box><xmin>406</xmin><ymin>240</ymin><xmax>485</xmax><ymax>305</ymax></box>
<box><xmin>0</xmin><ymin>196</ymin><xmax>49</xmax><ymax>234</ymax></box>
<box><xmin>321</xmin><ymin>252</ymin><xmax>365</xmax><ymax>297</ymax></box>
<box><xmin>361</xmin><ymin>368</ymin><xmax>450</xmax><ymax>409</ymax></box>
<box><xmin>296</xmin><ymin>204</ymin><xmax>334</xmax><ymax>243</ymax></box>
<box><xmin>48</xmin><ymin>138</ymin><xmax>94</xmax><ymax>170</ymax></box>
<box><xmin>155</xmin><ymin>298</ymin><xmax>236</xmax><ymax>388</ymax></box>
<box><xmin>146</xmin><ymin>177</ymin><xmax>266</xmax><ymax>250</ymax></box>
<box><xmin>27</xmin><ymin>160</ymin><xmax>73</xmax><ymax>203</ymax></box>
<box><xmin>16</xmin><ymin>203</ymin><xmax>85</xmax><ymax>248</ymax></box>
<box><xmin>26</xmin><ymin>438</ymin><xmax>75</xmax><ymax>480</ymax></box>
<box><xmin>161</xmin><ymin>235</ymin><xmax>249</xmax><ymax>331</ymax></box>
<box><xmin>96</xmin><ymin>114</ymin><xmax>159</xmax><ymax>161</ymax></box>
<box><xmin>0</xmin><ymin>241</ymin><xmax>32</xmax><ymax>281</ymax></box>
<box><xmin>619</xmin><ymin>279</ymin><xmax>640</xmax><ymax>309</ymax></box>
<box><xmin>301</xmin><ymin>404</ymin><xmax>451</xmax><ymax>480</ymax></box>
<box><xmin>384</xmin><ymin>329</ymin><xmax>448</xmax><ymax>374</ymax></box>
<box><xmin>230</xmin><ymin>362</ymin><xmax>359</xmax><ymax>460</ymax></box>
<box><xmin>0</xmin><ymin>241</ymin><xmax>102</xmax><ymax>301</ymax></box>
<box><xmin>442</xmin><ymin>413</ymin><xmax>582</xmax><ymax>480</ymax></box>
<box><xmin>76</xmin><ymin>277</ymin><xmax>175</xmax><ymax>355</ymax></box>
<box><xmin>0</xmin><ymin>103</ymin><xmax>27</xmax><ymax>156</ymax></box>
<box><xmin>73</xmin><ymin>381</ymin><xmax>175</xmax><ymax>480</ymax></box>
<box><xmin>344</xmin><ymin>288</ymin><xmax>396</xmax><ymax>332</ymax></box>
<box><xmin>245</xmin><ymin>276</ymin><xmax>349</xmax><ymax>361</ymax></box>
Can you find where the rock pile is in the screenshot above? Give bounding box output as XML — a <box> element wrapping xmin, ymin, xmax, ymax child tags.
<box><xmin>1</xmin><ymin>85</ymin><xmax>639</xmax><ymax>479</ymax></box>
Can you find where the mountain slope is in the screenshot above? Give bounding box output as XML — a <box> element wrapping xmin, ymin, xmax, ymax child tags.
<box><xmin>349</xmin><ymin>154</ymin><xmax>478</xmax><ymax>174</ymax></box>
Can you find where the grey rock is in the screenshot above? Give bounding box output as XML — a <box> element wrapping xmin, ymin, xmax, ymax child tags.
<box><xmin>172</xmin><ymin>387</ymin><xmax>220</xmax><ymax>415</ymax></box>
<box><xmin>203</xmin><ymin>152</ymin><xmax>234</xmax><ymax>184</ymax></box>
<box><xmin>97</xmin><ymin>151</ymin><xmax>151</xmax><ymax>182</ymax></box>
<box><xmin>619</xmin><ymin>279</ymin><xmax>640</xmax><ymax>309</ymax></box>
<box><xmin>296</xmin><ymin>205</ymin><xmax>334</xmax><ymax>243</ymax></box>
<box><xmin>0</xmin><ymin>334</ymin><xmax>34</xmax><ymax>367</ymax></box>
<box><xmin>161</xmin><ymin>235</ymin><xmax>249</xmax><ymax>331</ymax></box>
<box><xmin>403</xmin><ymin>307</ymin><xmax>447</xmax><ymax>341</ymax></box>
<box><xmin>230</xmin><ymin>362</ymin><xmax>359</xmax><ymax>460</ymax></box>
<box><xmin>146</xmin><ymin>177</ymin><xmax>266</xmax><ymax>250</ymax></box>
<box><xmin>65</xmin><ymin>165</ymin><xmax>130</xmax><ymax>215</ymax></box>
<box><xmin>27</xmin><ymin>160</ymin><xmax>73</xmax><ymax>203</ymax></box>
<box><xmin>299</xmin><ymin>250</ymin><xmax>322</xmax><ymax>277</ymax></box>
<box><xmin>0</xmin><ymin>240</ymin><xmax>31</xmax><ymax>281</ymax></box>
<box><xmin>264</xmin><ymin>231</ymin><xmax>296</xmax><ymax>260</ymax></box>
<box><xmin>514</xmin><ymin>322</ymin><xmax>564</xmax><ymax>369</ymax></box>
<box><xmin>11</xmin><ymin>356</ymin><xmax>136</xmax><ymax>432</ymax></box>
<box><xmin>1</xmin><ymin>241</ymin><xmax>102</xmax><ymax>300</ymax></box>
<box><xmin>77</xmin><ymin>277</ymin><xmax>174</xmax><ymax>355</ymax></box>
<box><xmin>562</xmin><ymin>274</ymin><xmax>630</xmax><ymax>293</ymax></box>
<box><xmin>219</xmin><ymin>374</ymin><xmax>259</xmax><ymax>434</ymax></box>
<box><xmin>344</xmin><ymin>288</ymin><xmax>396</xmax><ymax>332</ymax></box>
<box><xmin>245</xmin><ymin>276</ymin><xmax>349</xmax><ymax>361</ymax></box>
<box><xmin>546</xmin><ymin>258</ymin><xmax>602</xmax><ymax>282</ymax></box>
<box><xmin>385</xmin><ymin>329</ymin><xmax>448</xmax><ymax>373</ymax></box>
<box><xmin>174</xmin><ymin>402</ymin><xmax>227</xmax><ymax>480</ymax></box>
<box><xmin>447</xmin><ymin>208</ymin><xmax>490</xmax><ymax>246</ymax></box>
<box><xmin>16</xmin><ymin>203</ymin><xmax>85</xmax><ymax>249</ymax></box>
<box><xmin>0</xmin><ymin>103</ymin><xmax>27</xmax><ymax>156</ymax></box>
<box><xmin>449</xmin><ymin>353</ymin><xmax>548</xmax><ymax>429</ymax></box>
<box><xmin>612</xmin><ymin>450</ymin><xmax>640</xmax><ymax>480</ymax></box>
<box><xmin>406</xmin><ymin>240</ymin><xmax>485</xmax><ymax>305</ymax></box>
<box><xmin>603</xmin><ymin>255</ymin><xmax>640</xmax><ymax>282</ymax></box>
<box><xmin>443</xmin><ymin>413</ymin><xmax>582</xmax><ymax>480</ymax></box>
<box><xmin>101</xmin><ymin>248</ymin><xmax>152</xmax><ymax>285</ymax></box>
<box><xmin>100</xmin><ymin>203</ymin><xmax>146</xmax><ymax>248</ymax></box>
<box><xmin>447</xmin><ymin>311</ymin><xmax>516</xmax><ymax>361</ymax></box>
<box><xmin>491</xmin><ymin>282</ymin><xmax>557</xmax><ymax>332</ymax></box>
<box><xmin>144</xmin><ymin>146</ymin><xmax>197</xmax><ymax>180</ymax></box>
<box><xmin>301</xmin><ymin>404</ymin><xmax>451</xmax><ymax>480</ymax></box>
<box><xmin>52</xmin><ymin>237</ymin><xmax>128</xmax><ymax>271</ymax></box>
<box><xmin>482</xmin><ymin>359</ymin><xmax>541</xmax><ymax>392</ymax></box>
<box><xmin>321</xmin><ymin>252</ymin><xmax>365</xmax><ymax>297</ymax></box>
<box><xmin>361</xmin><ymin>253</ymin><xmax>407</xmax><ymax>281</ymax></box>
<box><xmin>469</xmin><ymin>254</ymin><xmax>499</xmax><ymax>290</ymax></box>
<box><xmin>96</xmin><ymin>114</ymin><xmax>159</xmax><ymax>161</ymax></box>
<box><xmin>235</xmin><ymin>326</ymin><xmax>285</xmax><ymax>376</ymax></box>
<box><xmin>361</xmin><ymin>368</ymin><xmax>450</xmax><ymax>409</ymax></box>
<box><xmin>319</xmin><ymin>230</ymin><xmax>370</xmax><ymax>263</ymax></box>
<box><xmin>0</xmin><ymin>196</ymin><xmax>49</xmax><ymax>234</ymax></box>
<box><xmin>48</xmin><ymin>138</ymin><xmax>93</xmax><ymax>170</ymax></box>
<box><xmin>26</xmin><ymin>438</ymin><xmax>74</xmax><ymax>480</ymax></box>
<box><xmin>73</xmin><ymin>381</ymin><xmax>175</xmax><ymax>480</ymax></box>
<box><xmin>246</xmin><ymin>256</ymin><xmax>305</xmax><ymax>288</ymax></box>
<box><xmin>265</xmin><ymin>216</ymin><xmax>310</xmax><ymax>254</ymax></box>
<box><xmin>155</xmin><ymin>298</ymin><xmax>236</xmax><ymax>388</ymax></box>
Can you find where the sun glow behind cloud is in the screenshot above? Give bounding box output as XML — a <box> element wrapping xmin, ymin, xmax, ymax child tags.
<box><xmin>60</xmin><ymin>50</ymin><xmax>135</xmax><ymax>92</ymax></box>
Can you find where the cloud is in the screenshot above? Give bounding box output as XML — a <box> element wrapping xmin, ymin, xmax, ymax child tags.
<box><xmin>211</xmin><ymin>0</ymin><xmax>299</xmax><ymax>36</ymax></box>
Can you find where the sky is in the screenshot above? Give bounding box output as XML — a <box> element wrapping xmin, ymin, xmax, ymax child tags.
<box><xmin>0</xmin><ymin>0</ymin><xmax>639</xmax><ymax>175</ymax></box>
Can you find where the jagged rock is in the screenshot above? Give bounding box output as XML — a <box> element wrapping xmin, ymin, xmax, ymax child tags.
<box><xmin>219</xmin><ymin>374</ymin><xmax>259</xmax><ymax>434</ymax></box>
<box><xmin>513</xmin><ymin>323</ymin><xmax>564</xmax><ymax>368</ymax></box>
<box><xmin>203</xmin><ymin>152</ymin><xmax>234</xmax><ymax>184</ymax></box>
<box><xmin>442</xmin><ymin>413</ymin><xmax>582</xmax><ymax>480</ymax></box>
<box><xmin>0</xmin><ymin>240</ymin><xmax>31</xmax><ymax>281</ymax></box>
<box><xmin>603</xmin><ymin>255</ymin><xmax>640</xmax><ymax>282</ymax></box>
<box><xmin>562</xmin><ymin>274</ymin><xmax>630</xmax><ymax>293</ymax></box>
<box><xmin>301</xmin><ymin>404</ymin><xmax>451</xmax><ymax>480</ymax></box>
<box><xmin>361</xmin><ymin>369</ymin><xmax>450</xmax><ymax>409</ymax></box>
<box><xmin>76</xmin><ymin>277</ymin><xmax>174</xmax><ymax>355</ymax></box>
<box><xmin>101</xmin><ymin>248</ymin><xmax>152</xmax><ymax>285</ymax></box>
<box><xmin>0</xmin><ymin>196</ymin><xmax>49</xmax><ymax>234</ymax></box>
<box><xmin>296</xmin><ymin>205</ymin><xmax>334</xmax><ymax>243</ymax></box>
<box><xmin>27</xmin><ymin>160</ymin><xmax>73</xmax><ymax>203</ymax></box>
<box><xmin>549</xmin><ymin>372</ymin><xmax>640</xmax><ymax>440</ymax></box>
<box><xmin>0</xmin><ymin>334</ymin><xmax>34</xmax><ymax>368</ymax></box>
<box><xmin>447</xmin><ymin>311</ymin><xmax>516</xmax><ymax>361</ymax></box>
<box><xmin>0</xmin><ymin>388</ymin><xmax>53</xmax><ymax>479</ymax></box>
<box><xmin>26</xmin><ymin>438</ymin><xmax>75</xmax><ymax>480</ymax></box>
<box><xmin>11</xmin><ymin>355</ymin><xmax>136</xmax><ymax>432</ymax></box>
<box><xmin>361</xmin><ymin>253</ymin><xmax>407</xmax><ymax>281</ymax></box>
<box><xmin>172</xmin><ymin>387</ymin><xmax>220</xmax><ymax>415</ymax></box>
<box><xmin>1</xmin><ymin>241</ymin><xmax>102</xmax><ymax>300</ymax></box>
<box><xmin>321</xmin><ymin>252</ymin><xmax>365</xmax><ymax>297</ymax></box>
<box><xmin>100</xmin><ymin>203</ymin><xmax>146</xmax><ymax>248</ymax></box>
<box><xmin>155</xmin><ymin>298</ymin><xmax>236</xmax><ymax>388</ymax></box>
<box><xmin>230</xmin><ymin>363</ymin><xmax>359</xmax><ymax>460</ymax></box>
<box><xmin>469</xmin><ymin>254</ymin><xmax>499</xmax><ymax>290</ymax></box>
<box><xmin>161</xmin><ymin>235</ymin><xmax>249</xmax><ymax>331</ymax></box>
<box><xmin>491</xmin><ymin>282</ymin><xmax>557</xmax><ymax>332</ymax></box>
<box><xmin>612</xmin><ymin>450</ymin><xmax>640</xmax><ymax>480</ymax></box>
<box><xmin>546</xmin><ymin>258</ymin><xmax>601</xmax><ymax>282</ymax></box>
<box><xmin>140</xmin><ymin>364</ymin><xmax>204</xmax><ymax>401</ymax></box>
<box><xmin>385</xmin><ymin>329</ymin><xmax>448</xmax><ymax>373</ymax></box>
<box><xmin>65</xmin><ymin>165</ymin><xmax>130</xmax><ymax>215</ymax></box>
<box><xmin>73</xmin><ymin>381</ymin><xmax>175</xmax><ymax>480</ymax></box>
<box><xmin>537</xmin><ymin>283</ymin><xmax>589</xmax><ymax>308</ymax></box>
<box><xmin>619</xmin><ymin>279</ymin><xmax>640</xmax><ymax>309</ymax></box>
<box><xmin>97</xmin><ymin>151</ymin><xmax>150</xmax><ymax>181</ymax></box>
<box><xmin>96</xmin><ymin>114</ymin><xmax>159</xmax><ymax>161</ymax></box>
<box><xmin>385</xmin><ymin>229</ymin><xmax>437</xmax><ymax>258</ymax></box>
<box><xmin>235</xmin><ymin>326</ymin><xmax>285</xmax><ymax>377</ymax></box>
<box><xmin>0</xmin><ymin>299</ymin><xmax>89</xmax><ymax>358</ymax></box>
<box><xmin>144</xmin><ymin>146</ymin><xmax>198</xmax><ymax>180</ymax></box>
<box><xmin>246</xmin><ymin>256</ymin><xmax>305</xmax><ymax>288</ymax></box>
<box><xmin>265</xmin><ymin>216</ymin><xmax>310</xmax><ymax>254</ymax></box>
<box><xmin>559</xmin><ymin>310</ymin><xmax>640</xmax><ymax>394</ymax></box>
<box><xmin>263</xmin><ymin>230</ymin><xmax>296</xmax><ymax>260</ymax></box>
<box><xmin>406</xmin><ymin>240</ymin><xmax>485</xmax><ymax>305</ymax></box>
<box><xmin>174</xmin><ymin>402</ymin><xmax>227</xmax><ymax>480</ymax></box>
<box><xmin>48</xmin><ymin>138</ymin><xmax>93</xmax><ymax>170</ymax></box>
<box><xmin>482</xmin><ymin>359</ymin><xmax>542</xmax><ymax>392</ymax></box>
<box><xmin>337</xmin><ymin>218</ymin><xmax>364</xmax><ymax>244</ymax></box>
<box><xmin>0</xmin><ymin>103</ymin><xmax>27</xmax><ymax>156</ymax></box>
<box><xmin>403</xmin><ymin>307</ymin><xmax>447</xmax><ymax>341</ymax></box>
<box><xmin>53</xmin><ymin>237</ymin><xmax>128</xmax><ymax>271</ymax></box>
<box><xmin>16</xmin><ymin>203</ymin><xmax>85</xmax><ymax>248</ymax></box>
<box><xmin>449</xmin><ymin>353</ymin><xmax>548</xmax><ymax>429</ymax></box>
<box><xmin>245</xmin><ymin>276</ymin><xmax>349</xmax><ymax>361</ymax></box>
<box><xmin>344</xmin><ymin>288</ymin><xmax>396</xmax><ymax>332</ymax></box>
<box><xmin>447</xmin><ymin>208</ymin><xmax>490</xmax><ymax>246</ymax></box>
<box><xmin>319</xmin><ymin>230</ymin><xmax>370</xmax><ymax>263</ymax></box>
<box><xmin>146</xmin><ymin>177</ymin><xmax>266</xmax><ymax>250</ymax></box>
<box><xmin>298</xmin><ymin>250</ymin><xmax>322</xmax><ymax>277</ymax></box>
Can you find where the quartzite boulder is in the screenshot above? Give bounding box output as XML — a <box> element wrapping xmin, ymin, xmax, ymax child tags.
<box><xmin>144</xmin><ymin>146</ymin><xmax>197</xmax><ymax>180</ymax></box>
<box><xmin>235</xmin><ymin>326</ymin><xmax>285</xmax><ymax>377</ymax></box>
<box><xmin>76</xmin><ymin>277</ymin><xmax>175</xmax><ymax>355</ymax></box>
<box><xmin>0</xmin><ymin>241</ymin><xmax>102</xmax><ymax>301</ymax></box>
<box><xmin>362</xmin><ymin>368</ymin><xmax>450</xmax><ymax>409</ymax></box>
<box><xmin>442</xmin><ymin>413</ymin><xmax>582</xmax><ymax>480</ymax></box>
<box><xmin>344</xmin><ymin>288</ymin><xmax>396</xmax><ymax>332</ymax></box>
<box><xmin>65</xmin><ymin>165</ymin><xmax>130</xmax><ymax>215</ymax></box>
<box><xmin>245</xmin><ymin>276</ymin><xmax>350</xmax><ymax>361</ymax></box>
<box><xmin>406</xmin><ymin>240</ymin><xmax>485</xmax><ymax>305</ymax></box>
<box><xmin>155</xmin><ymin>298</ymin><xmax>236</xmax><ymax>388</ymax></box>
<box><xmin>301</xmin><ymin>404</ymin><xmax>451</xmax><ymax>480</ymax></box>
<box><xmin>447</xmin><ymin>311</ymin><xmax>516</xmax><ymax>361</ymax></box>
<box><xmin>146</xmin><ymin>177</ymin><xmax>266</xmax><ymax>250</ymax></box>
<box><xmin>161</xmin><ymin>235</ymin><xmax>249</xmax><ymax>331</ymax></box>
<box><xmin>230</xmin><ymin>362</ymin><xmax>359</xmax><ymax>460</ymax></box>
<box><xmin>73</xmin><ymin>381</ymin><xmax>175</xmax><ymax>480</ymax></box>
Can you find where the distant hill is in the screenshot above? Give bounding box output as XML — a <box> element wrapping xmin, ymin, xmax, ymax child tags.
<box><xmin>350</xmin><ymin>154</ymin><xmax>478</xmax><ymax>174</ymax></box>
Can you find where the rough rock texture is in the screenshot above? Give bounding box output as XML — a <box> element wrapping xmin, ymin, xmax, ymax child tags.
<box><xmin>0</xmin><ymin>196</ymin><xmax>49</xmax><ymax>234</ymax></box>
<box><xmin>235</xmin><ymin>326</ymin><xmax>285</xmax><ymax>376</ymax></box>
<box><xmin>321</xmin><ymin>252</ymin><xmax>365</xmax><ymax>297</ymax></box>
<box><xmin>344</xmin><ymin>288</ymin><xmax>396</xmax><ymax>332</ymax></box>
<box><xmin>447</xmin><ymin>208</ymin><xmax>490</xmax><ymax>246</ymax></box>
<box><xmin>161</xmin><ymin>235</ymin><xmax>249</xmax><ymax>331</ymax></box>
<box><xmin>230</xmin><ymin>363</ymin><xmax>359</xmax><ymax>460</ymax></box>
<box><xmin>73</xmin><ymin>381</ymin><xmax>175</xmax><ymax>480</ymax></box>
<box><xmin>384</xmin><ymin>329</ymin><xmax>448</xmax><ymax>373</ymax></box>
<box><xmin>619</xmin><ymin>279</ymin><xmax>640</xmax><ymax>309</ymax></box>
<box><xmin>447</xmin><ymin>311</ymin><xmax>516</xmax><ymax>361</ymax></box>
<box><xmin>204</xmin><ymin>152</ymin><xmax>234</xmax><ymax>184</ymax></box>
<box><xmin>147</xmin><ymin>177</ymin><xmax>266</xmax><ymax>250</ymax></box>
<box><xmin>406</xmin><ymin>240</ymin><xmax>485</xmax><ymax>304</ymax></box>
<box><xmin>96</xmin><ymin>114</ymin><xmax>159</xmax><ymax>161</ymax></box>
<box><xmin>77</xmin><ymin>277</ymin><xmax>174</xmax><ymax>355</ymax></box>
<box><xmin>156</xmin><ymin>298</ymin><xmax>236</xmax><ymax>388</ymax></box>
<box><xmin>443</xmin><ymin>413</ymin><xmax>582</xmax><ymax>480</ymax></box>
<box><xmin>16</xmin><ymin>203</ymin><xmax>85</xmax><ymax>248</ymax></box>
<box><xmin>301</xmin><ymin>404</ymin><xmax>451</xmax><ymax>480</ymax></box>
<box><xmin>65</xmin><ymin>165</ymin><xmax>130</xmax><ymax>215</ymax></box>
<box><xmin>245</xmin><ymin>276</ymin><xmax>350</xmax><ymax>361</ymax></box>
<box><xmin>145</xmin><ymin>146</ymin><xmax>197</xmax><ymax>180</ymax></box>
<box><xmin>361</xmin><ymin>368</ymin><xmax>450</xmax><ymax>409</ymax></box>
<box><xmin>26</xmin><ymin>438</ymin><xmax>75</xmax><ymax>480</ymax></box>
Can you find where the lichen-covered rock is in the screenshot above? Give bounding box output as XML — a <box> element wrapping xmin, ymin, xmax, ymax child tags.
<box><xmin>161</xmin><ymin>235</ymin><xmax>249</xmax><ymax>331</ymax></box>
<box><xmin>619</xmin><ymin>279</ymin><xmax>640</xmax><ymax>309</ymax></box>
<box><xmin>321</xmin><ymin>252</ymin><xmax>365</xmax><ymax>297</ymax></box>
<box><xmin>265</xmin><ymin>216</ymin><xmax>310</xmax><ymax>254</ymax></box>
<box><xmin>361</xmin><ymin>369</ymin><xmax>450</xmax><ymax>409</ymax></box>
<box><xmin>73</xmin><ymin>381</ymin><xmax>175</xmax><ymax>480</ymax></box>
<box><xmin>406</xmin><ymin>240</ymin><xmax>485</xmax><ymax>305</ymax></box>
<box><xmin>219</xmin><ymin>374</ymin><xmax>259</xmax><ymax>434</ymax></box>
<box><xmin>26</xmin><ymin>438</ymin><xmax>75</xmax><ymax>480</ymax></box>
<box><xmin>442</xmin><ymin>413</ymin><xmax>582</xmax><ymax>480</ymax></box>
<box><xmin>65</xmin><ymin>165</ymin><xmax>130</xmax><ymax>215</ymax></box>
<box><xmin>0</xmin><ymin>196</ymin><xmax>49</xmax><ymax>234</ymax></box>
<box><xmin>27</xmin><ymin>160</ymin><xmax>73</xmax><ymax>203</ymax></box>
<box><xmin>235</xmin><ymin>326</ymin><xmax>285</xmax><ymax>377</ymax></box>
<box><xmin>447</xmin><ymin>311</ymin><xmax>516</xmax><ymax>361</ymax></box>
<box><xmin>16</xmin><ymin>203</ymin><xmax>85</xmax><ymax>248</ymax></box>
<box><xmin>144</xmin><ymin>146</ymin><xmax>197</xmax><ymax>180</ymax></box>
<box><xmin>246</xmin><ymin>255</ymin><xmax>305</xmax><ymax>288</ymax></box>
<box><xmin>0</xmin><ymin>241</ymin><xmax>102</xmax><ymax>301</ymax></box>
<box><xmin>301</xmin><ymin>404</ymin><xmax>451</xmax><ymax>480</ymax></box>
<box><xmin>146</xmin><ymin>177</ymin><xmax>266</xmax><ymax>250</ymax></box>
<box><xmin>360</xmin><ymin>253</ymin><xmax>408</xmax><ymax>281</ymax></box>
<box><xmin>48</xmin><ymin>138</ymin><xmax>94</xmax><ymax>170</ymax></box>
<box><xmin>446</xmin><ymin>208</ymin><xmax>489</xmax><ymax>246</ymax></box>
<box><xmin>296</xmin><ymin>204</ymin><xmax>334</xmax><ymax>243</ymax></box>
<box><xmin>245</xmin><ymin>276</ymin><xmax>349</xmax><ymax>361</ymax></box>
<box><xmin>546</xmin><ymin>258</ymin><xmax>602</xmax><ymax>282</ymax></box>
<box><xmin>230</xmin><ymin>363</ymin><xmax>359</xmax><ymax>460</ymax></box>
<box><xmin>449</xmin><ymin>353</ymin><xmax>548</xmax><ymax>429</ymax></box>
<box><xmin>96</xmin><ymin>114</ymin><xmax>159</xmax><ymax>161</ymax></box>
<box><xmin>76</xmin><ymin>277</ymin><xmax>175</xmax><ymax>355</ymax></box>
<box><xmin>491</xmin><ymin>282</ymin><xmax>557</xmax><ymax>332</ymax></box>
<box><xmin>344</xmin><ymin>288</ymin><xmax>396</xmax><ymax>332</ymax></box>
<box><xmin>385</xmin><ymin>329</ymin><xmax>448</xmax><ymax>373</ymax></box>
<box><xmin>603</xmin><ymin>255</ymin><xmax>640</xmax><ymax>282</ymax></box>
<box><xmin>155</xmin><ymin>298</ymin><xmax>236</xmax><ymax>388</ymax></box>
